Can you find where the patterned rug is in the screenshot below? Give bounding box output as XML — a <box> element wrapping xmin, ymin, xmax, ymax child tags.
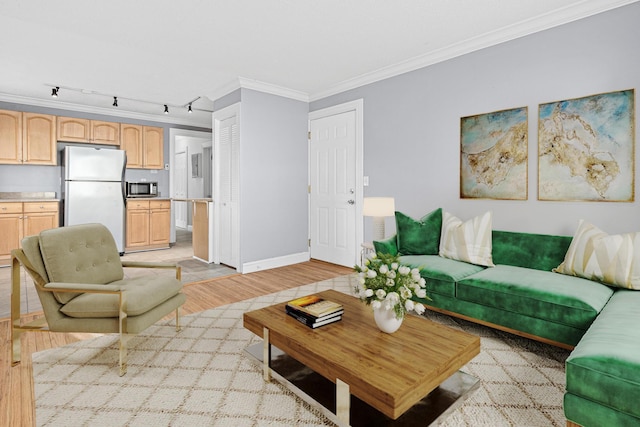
<box><xmin>32</xmin><ymin>275</ymin><xmax>569</xmax><ymax>426</ymax></box>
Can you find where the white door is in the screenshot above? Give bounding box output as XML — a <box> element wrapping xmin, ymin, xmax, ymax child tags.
<box><xmin>309</xmin><ymin>110</ymin><xmax>358</xmax><ymax>267</ymax></box>
<box><xmin>216</xmin><ymin>110</ymin><xmax>240</xmax><ymax>269</ymax></box>
<box><xmin>174</xmin><ymin>150</ymin><xmax>188</xmax><ymax>229</ymax></box>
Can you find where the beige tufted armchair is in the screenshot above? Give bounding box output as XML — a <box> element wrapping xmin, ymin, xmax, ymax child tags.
<box><xmin>11</xmin><ymin>223</ymin><xmax>186</xmax><ymax>376</ymax></box>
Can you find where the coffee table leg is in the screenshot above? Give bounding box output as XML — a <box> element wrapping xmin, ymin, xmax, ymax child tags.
<box><xmin>336</xmin><ymin>378</ymin><xmax>350</xmax><ymax>424</ymax></box>
<box><xmin>263</xmin><ymin>327</ymin><xmax>271</xmax><ymax>381</ymax></box>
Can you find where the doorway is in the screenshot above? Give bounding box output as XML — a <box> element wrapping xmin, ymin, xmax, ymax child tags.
<box><xmin>308</xmin><ymin>99</ymin><xmax>364</xmax><ymax>267</ymax></box>
<box><xmin>169</xmin><ymin>129</ymin><xmax>213</xmax><ymax>244</ymax></box>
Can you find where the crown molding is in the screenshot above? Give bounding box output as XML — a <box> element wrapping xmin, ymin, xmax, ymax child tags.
<box><xmin>0</xmin><ymin>92</ymin><xmax>212</xmax><ymax>128</ymax></box>
<box><xmin>309</xmin><ymin>0</ymin><xmax>638</xmax><ymax>102</ymax></box>
<box><xmin>238</xmin><ymin>77</ymin><xmax>309</xmax><ymax>102</ymax></box>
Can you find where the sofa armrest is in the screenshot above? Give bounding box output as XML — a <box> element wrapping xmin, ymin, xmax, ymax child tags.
<box><xmin>373</xmin><ymin>235</ymin><xmax>398</xmax><ymax>256</ymax></box>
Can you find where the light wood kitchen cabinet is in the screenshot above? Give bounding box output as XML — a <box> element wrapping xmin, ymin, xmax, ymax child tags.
<box><xmin>58</xmin><ymin>117</ymin><xmax>120</xmax><ymax>145</ymax></box>
<box><xmin>142</xmin><ymin>126</ymin><xmax>164</xmax><ymax>169</ymax></box>
<box><xmin>0</xmin><ymin>111</ymin><xmax>56</xmax><ymax>165</ymax></box>
<box><xmin>23</xmin><ymin>202</ymin><xmax>60</xmax><ymax>238</ymax></box>
<box><xmin>91</xmin><ymin>120</ymin><xmax>120</xmax><ymax>145</ymax></box>
<box><xmin>0</xmin><ymin>110</ymin><xmax>22</xmax><ymax>164</ymax></box>
<box><xmin>120</xmin><ymin>124</ymin><xmax>163</xmax><ymax>169</ymax></box>
<box><xmin>57</xmin><ymin>117</ymin><xmax>91</xmax><ymax>143</ymax></box>
<box><xmin>125</xmin><ymin>199</ymin><xmax>170</xmax><ymax>251</ymax></box>
<box><xmin>0</xmin><ymin>201</ymin><xmax>59</xmax><ymax>265</ymax></box>
<box><xmin>149</xmin><ymin>200</ymin><xmax>171</xmax><ymax>246</ymax></box>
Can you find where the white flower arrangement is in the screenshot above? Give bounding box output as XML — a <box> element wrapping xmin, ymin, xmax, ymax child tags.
<box><xmin>354</xmin><ymin>252</ymin><xmax>430</xmax><ymax>319</ymax></box>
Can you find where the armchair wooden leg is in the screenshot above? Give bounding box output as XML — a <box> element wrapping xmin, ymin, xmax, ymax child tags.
<box><xmin>175</xmin><ymin>307</ymin><xmax>181</xmax><ymax>331</ymax></box>
<box><xmin>119</xmin><ymin>334</ymin><xmax>132</xmax><ymax>377</ymax></box>
<box><xmin>119</xmin><ymin>291</ymin><xmax>128</xmax><ymax>376</ymax></box>
<box><xmin>11</xmin><ymin>328</ymin><xmax>22</xmax><ymax>366</ymax></box>
<box><xmin>11</xmin><ymin>255</ymin><xmax>22</xmax><ymax>366</ymax></box>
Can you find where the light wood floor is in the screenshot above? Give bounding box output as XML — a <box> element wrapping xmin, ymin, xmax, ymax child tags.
<box><xmin>0</xmin><ymin>260</ymin><xmax>353</xmax><ymax>427</ymax></box>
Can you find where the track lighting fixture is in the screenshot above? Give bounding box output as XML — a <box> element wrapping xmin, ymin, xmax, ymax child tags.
<box><xmin>44</xmin><ymin>84</ymin><xmax>212</xmax><ymax>115</ymax></box>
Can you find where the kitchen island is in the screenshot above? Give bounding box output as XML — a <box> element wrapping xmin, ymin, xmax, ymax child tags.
<box><xmin>172</xmin><ymin>198</ymin><xmax>213</xmax><ymax>263</ymax></box>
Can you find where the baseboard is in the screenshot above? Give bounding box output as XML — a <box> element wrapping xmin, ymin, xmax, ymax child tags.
<box><xmin>241</xmin><ymin>252</ymin><xmax>310</xmax><ymax>274</ymax></box>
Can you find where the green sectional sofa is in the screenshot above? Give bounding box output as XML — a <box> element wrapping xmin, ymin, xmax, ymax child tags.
<box><xmin>373</xmin><ymin>211</ymin><xmax>640</xmax><ymax>426</ymax></box>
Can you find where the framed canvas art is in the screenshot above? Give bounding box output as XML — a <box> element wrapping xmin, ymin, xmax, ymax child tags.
<box><xmin>460</xmin><ymin>106</ymin><xmax>528</xmax><ymax>200</ymax></box>
<box><xmin>538</xmin><ymin>89</ymin><xmax>635</xmax><ymax>202</ymax></box>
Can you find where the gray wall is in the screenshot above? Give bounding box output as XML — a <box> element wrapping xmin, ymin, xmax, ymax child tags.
<box><xmin>238</xmin><ymin>88</ymin><xmax>309</xmax><ymax>265</ymax></box>
<box><xmin>0</xmin><ymin>100</ymin><xmax>210</xmax><ymax>199</ymax></box>
<box><xmin>311</xmin><ymin>3</ymin><xmax>640</xmax><ymax>240</ymax></box>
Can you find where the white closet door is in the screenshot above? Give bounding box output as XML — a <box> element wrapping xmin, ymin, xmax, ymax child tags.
<box><xmin>217</xmin><ymin>110</ymin><xmax>239</xmax><ymax>268</ymax></box>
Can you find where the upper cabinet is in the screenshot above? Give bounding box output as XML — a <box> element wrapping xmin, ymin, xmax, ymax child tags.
<box><xmin>1</xmin><ymin>109</ymin><xmax>163</xmax><ymax>167</ymax></box>
<box><xmin>0</xmin><ymin>110</ymin><xmax>56</xmax><ymax>165</ymax></box>
<box><xmin>57</xmin><ymin>117</ymin><xmax>120</xmax><ymax>145</ymax></box>
<box><xmin>121</xmin><ymin>124</ymin><xmax>164</xmax><ymax>169</ymax></box>
<box><xmin>57</xmin><ymin>117</ymin><xmax>90</xmax><ymax>142</ymax></box>
<box><xmin>91</xmin><ymin>120</ymin><xmax>120</xmax><ymax>145</ymax></box>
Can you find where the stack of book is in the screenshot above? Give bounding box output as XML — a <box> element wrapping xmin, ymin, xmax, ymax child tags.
<box><xmin>285</xmin><ymin>295</ymin><xmax>344</xmax><ymax>329</ymax></box>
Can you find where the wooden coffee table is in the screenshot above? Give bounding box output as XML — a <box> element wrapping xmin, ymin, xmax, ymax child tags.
<box><xmin>243</xmin><ymin>289</ymin><xmax>480</xmax><ymax>426</ymax></box>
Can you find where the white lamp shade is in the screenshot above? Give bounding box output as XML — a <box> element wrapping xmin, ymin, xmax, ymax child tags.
<box><xmin>362</xmin><ymin>197</ymin><xmax>395</xmax><ymax>217</ymax></box>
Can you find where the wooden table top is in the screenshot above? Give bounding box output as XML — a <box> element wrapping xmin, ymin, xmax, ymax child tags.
<box><xmin>243</xmin><ymin>289</ymin><xmax>480</xmax><ymax>419</ymax></box>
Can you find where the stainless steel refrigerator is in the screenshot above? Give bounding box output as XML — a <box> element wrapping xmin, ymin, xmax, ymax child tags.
<box><xmin>63</xmin><ymin>146</ymin><xmax>127</xmax><ymax>253</ymax></box>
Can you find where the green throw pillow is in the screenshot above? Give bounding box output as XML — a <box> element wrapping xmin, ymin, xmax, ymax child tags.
<box><xmin>395</xmin><ymin>208</ymin><xmax>442</xmax><ymax>255</ymax></box>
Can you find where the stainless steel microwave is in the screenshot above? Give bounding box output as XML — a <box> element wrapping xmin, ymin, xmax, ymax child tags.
<box><xmin>126</xmin><ymin>181</ymin><xmax>158</xmax><ymax>198</ymax></box>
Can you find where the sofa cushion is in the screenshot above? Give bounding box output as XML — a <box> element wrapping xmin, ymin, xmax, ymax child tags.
<box><xmin>555</xmin><ymin>220</ymin><xmax>640</xmax><ymax>290</ymax></box>
<box><xmin>399</xmin><ymin>255</ymin><xmax>485</xmax><ymax>298</ymax></box>
<box><xmin>439</xmin><ymin>211</ymin><xmax>495</xmax><ymax>267</ymax></box>
<box><xmin>566</xmin><ymin>290</ymin><xmax>640</xmax><ymax>419</ymax></box>
<box><xmin>60</xmin><ymin>275</ymin><xmax>183</xmax><ymax>318</ymax></box>
<box><xmin>395</xmin><ymin>209</ymin><xmax>442</xmax><ymax>255</ymax></box>
<box><xmin>456</xmin><ymin>265</ymin><xmax>613</xmax><ymax>329</ymax></box>
<box><xmin>492</xmin><ymin>230</ymin><xmax>572</xmax><ymax>272</ymax></box>
<box><xmin>39</xmin><ymin>224</ymin><xmax>124</xmax><ymax>304</ymax></box>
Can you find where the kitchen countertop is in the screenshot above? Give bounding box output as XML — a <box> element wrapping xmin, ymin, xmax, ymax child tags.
<box><xmin>172</xmin><ymin>198</ymin><xmax>213</xmax><ymax>202</ymax></box>
<box><xmin>0</xmin><ymin>192</ymin><xmax>59</xmax><ymax>202</ymax></box>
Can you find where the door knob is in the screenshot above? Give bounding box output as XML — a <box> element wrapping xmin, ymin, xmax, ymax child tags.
<box><xmin>347</xmin><ymin>200</ymin><xmax>355</xmax><ymax>205</ymax></box>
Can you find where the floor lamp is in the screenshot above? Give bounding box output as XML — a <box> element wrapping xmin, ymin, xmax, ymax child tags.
<box><xmin>363</xmin><ymin>197</ymin><xmax>395</xmax><ymax>241</ymax></box>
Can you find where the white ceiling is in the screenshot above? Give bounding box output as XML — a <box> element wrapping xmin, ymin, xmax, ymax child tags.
<box><xmin>0</xmin><ymin>0</ymin><xmax>636</xmax><ymax>128</ymax></box>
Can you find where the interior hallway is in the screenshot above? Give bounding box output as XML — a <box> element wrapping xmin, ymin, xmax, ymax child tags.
<box><xmin>0</xmin><ymin>228</ymin><xmax>237</xmax><ymax>319</ymax></box>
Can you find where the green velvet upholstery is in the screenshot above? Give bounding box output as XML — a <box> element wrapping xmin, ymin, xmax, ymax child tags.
<box><xmin>565</xmin><ymin>290</ymin><xmax>640</xmax><ymax>423</ymax></box>
<box><xmin>394</xmin><ymin>209</ymin><xmax>442</xmax><ymax>255</ymax></box>
<box><xmin>373</xmin><ymin>235</ymin><xmax>398</xmax><ymax>256</ymax></box>
<box><xmin>374</xmin><ymin>222</ymin><xmax>640</xmax><ymax>426</ymax></box>
<box><xmin>419</xmin><ymin>292</ymin><xmax>589</xmax><ymax>346</ymax></box>
<box><xmin>456</xmin><ymin>265</ymin><xmax>613</xmax><ymax>330</ymax></box>
<box><xmin>490</xmin><ymin>230</ymin><xmax>572</xmax><ymax>271</ymax></box>
<box><xmin>398</xmin><ymin>255</ymin><xmax>485</xmax><ymax>298</ymax></box>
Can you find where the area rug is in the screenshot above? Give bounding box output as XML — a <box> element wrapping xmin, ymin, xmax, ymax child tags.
<box><xmin>33</xmin><ymin>275</ymin><xmax>569</xmax><ymax>426</ymax></box>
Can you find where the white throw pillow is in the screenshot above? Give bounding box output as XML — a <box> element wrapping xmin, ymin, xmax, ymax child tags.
<box><xmin>554</xmin><ymin>220</ymin><xmax>640</xmax><ymax>289</ymax></box>
<box><xmin>439</xmin><ymin>211</ymin><xmax>495</xmax><ymax>267</ymax></box>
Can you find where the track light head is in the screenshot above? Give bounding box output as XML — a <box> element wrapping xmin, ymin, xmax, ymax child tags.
<box><xmin>188</xmin><ymin>104</ymin><xmax>193</xmax><ymax>114</ymax></box>
<box><xmin>51</xmin><ymin>87</ymin><xmax>59</xmax><ymax>98</ymax></box>
<box><xmin>113</xmin><ymin>96</ymin><xmax>118</xmax><ymax>107</ymax></box>
<box><xmin>164</xmin><ymin>104</ymin><xmax>169</xmax><ymax>114</ymax></box>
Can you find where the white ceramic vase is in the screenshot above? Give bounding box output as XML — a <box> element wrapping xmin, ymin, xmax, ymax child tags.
<box><xmin>373</xmin><ymin>307</ymin><xmax>404</xmax><ymax>333</ymax></box>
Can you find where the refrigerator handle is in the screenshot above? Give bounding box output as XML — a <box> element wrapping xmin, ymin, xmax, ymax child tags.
<box><xmin>121</xmin><ymin>153</ymin><xmax>127</xmax><ymax>206</ymax></box>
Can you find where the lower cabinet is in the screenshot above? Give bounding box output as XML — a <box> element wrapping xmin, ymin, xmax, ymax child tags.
<box><xmin>125</xmin><ymin>199</ymin><xmax>170</xmax><ymax>252</ymax></box>
<box><xmin>0</xmin><ymin>201</ymin><xmax>59</xmax><ymax>265</ymax></box>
